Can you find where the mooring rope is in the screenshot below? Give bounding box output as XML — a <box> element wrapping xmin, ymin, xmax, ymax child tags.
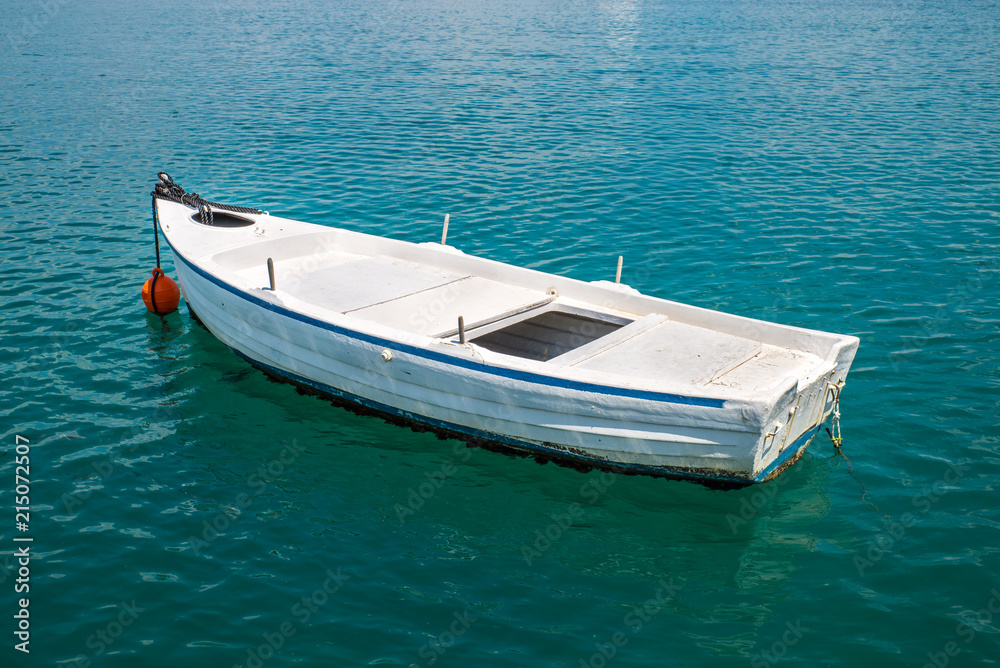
<box><xmin>825</xmin><ymin>384</ymin><xmax>893</xmax><ymax>526</ymax></box>
<box><xmin>150</xmin><ymin>196</ymin><xmax>161</xmax><ymax>269</ymax></box>
<box><xmin>151</xmin><ymin>172</ymin><xmax>263</xmax><ymax>224</ymax></box>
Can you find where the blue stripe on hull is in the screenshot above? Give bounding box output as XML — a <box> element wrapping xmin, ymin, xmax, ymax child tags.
<box><xmin>753</xmin><ymin>424</ymin><xmax>821</xmax><ymax>483</ymax></box>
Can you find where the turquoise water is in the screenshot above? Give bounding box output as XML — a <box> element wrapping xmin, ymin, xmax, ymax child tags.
<box><xmin>3</xmin><ymin>0</ymin><xmax>999</xmax><ymax>665</ymax></box>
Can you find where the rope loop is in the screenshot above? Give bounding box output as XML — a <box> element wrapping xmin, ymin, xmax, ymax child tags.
<box><xmin>198</xmin><ymin>202</ymin><xmax>213</xmax><ymax>226</ymax></box>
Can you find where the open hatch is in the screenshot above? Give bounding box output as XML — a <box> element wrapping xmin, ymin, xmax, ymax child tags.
<box><xmin>469</xmin><ymin>307</ymin><xmax>631</xmax><ymax>362</ymax></box>
<box><xmin>189</xmin><ymin>210</ymin><xmax>256</xmax><ymax>227</ymax></box>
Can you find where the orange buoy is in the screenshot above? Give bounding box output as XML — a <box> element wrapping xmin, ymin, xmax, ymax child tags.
<box><xmin>142</xmin><ymin>267</ymin><xmax>180</xmax><ymax>315</ymax></box>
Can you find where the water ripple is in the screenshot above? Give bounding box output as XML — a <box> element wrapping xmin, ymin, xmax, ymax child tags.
<box><xmin>3</xmin><ymin>0</ymin><xmax>1000</xmax><ymax>665</ymax></box>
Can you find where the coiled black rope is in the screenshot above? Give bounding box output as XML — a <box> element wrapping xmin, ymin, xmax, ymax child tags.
<box><xmin>151</xmin><ymin>172</ymin><xmax>263</xmax><ymax>225</ymax></box>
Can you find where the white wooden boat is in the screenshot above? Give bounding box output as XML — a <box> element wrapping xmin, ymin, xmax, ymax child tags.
<box><xmin>151</xmin><ymin>174</ymin><xmax>858</xmax><ymax>487</ymax></box>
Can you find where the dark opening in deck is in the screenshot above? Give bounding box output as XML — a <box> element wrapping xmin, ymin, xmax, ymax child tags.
<box><xmin>471</xmin><ymin>311</ymin><xmax>626</xmax><ymax>362</ymax></box>
<box><xmin>189</xmin><ymin>211</ymin><xmax>256</xmax><ymax>227</ymax></box>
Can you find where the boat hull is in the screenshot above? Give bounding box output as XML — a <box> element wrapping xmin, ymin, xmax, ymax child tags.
<box><xmin>167</xmin><ymin>236</ymin><xmax>845</xmax><ymax>486</ymax></box>
<box><xmin>229</xmin><ymin>338</ymin><xmax>821</xmax><ymax>490</ymax></box>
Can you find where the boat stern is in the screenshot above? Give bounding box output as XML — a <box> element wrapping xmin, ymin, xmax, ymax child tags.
<box><xmin>751</xmin><ymin>334</ymin><xmax>859</xmax><ymax>482</ymax></box>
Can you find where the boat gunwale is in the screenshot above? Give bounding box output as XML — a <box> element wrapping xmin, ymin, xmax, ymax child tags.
<box><xmin>168</xmin><ymin>202</ymin><xmax>855</xmax><ymax>355</ymax></box>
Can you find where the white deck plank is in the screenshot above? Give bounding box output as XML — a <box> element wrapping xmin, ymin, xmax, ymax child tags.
<box><xmin>281</xmin><ymin>256</ymin><xmax>466</xmax><ymax>313</ymax></box>
<box><xmin>350</xmin><ymin>276</ymin><xmax>549</xmax><ymax>337</ymax></box>
<box><xmin>575</xmin><ymin>321</ymin><xmax>761</xmax><ymax>386</ymax></box>
<box><xmin>549</xmin><ymin>314</ymin><xmax>668</xmax><ymax>366</ymax></box>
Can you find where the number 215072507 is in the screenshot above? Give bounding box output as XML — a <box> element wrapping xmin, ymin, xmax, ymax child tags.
<box><xmin>15</xmin><ymin>435</ymin><xmax>30</xmax><ymax>527</ymax></box>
